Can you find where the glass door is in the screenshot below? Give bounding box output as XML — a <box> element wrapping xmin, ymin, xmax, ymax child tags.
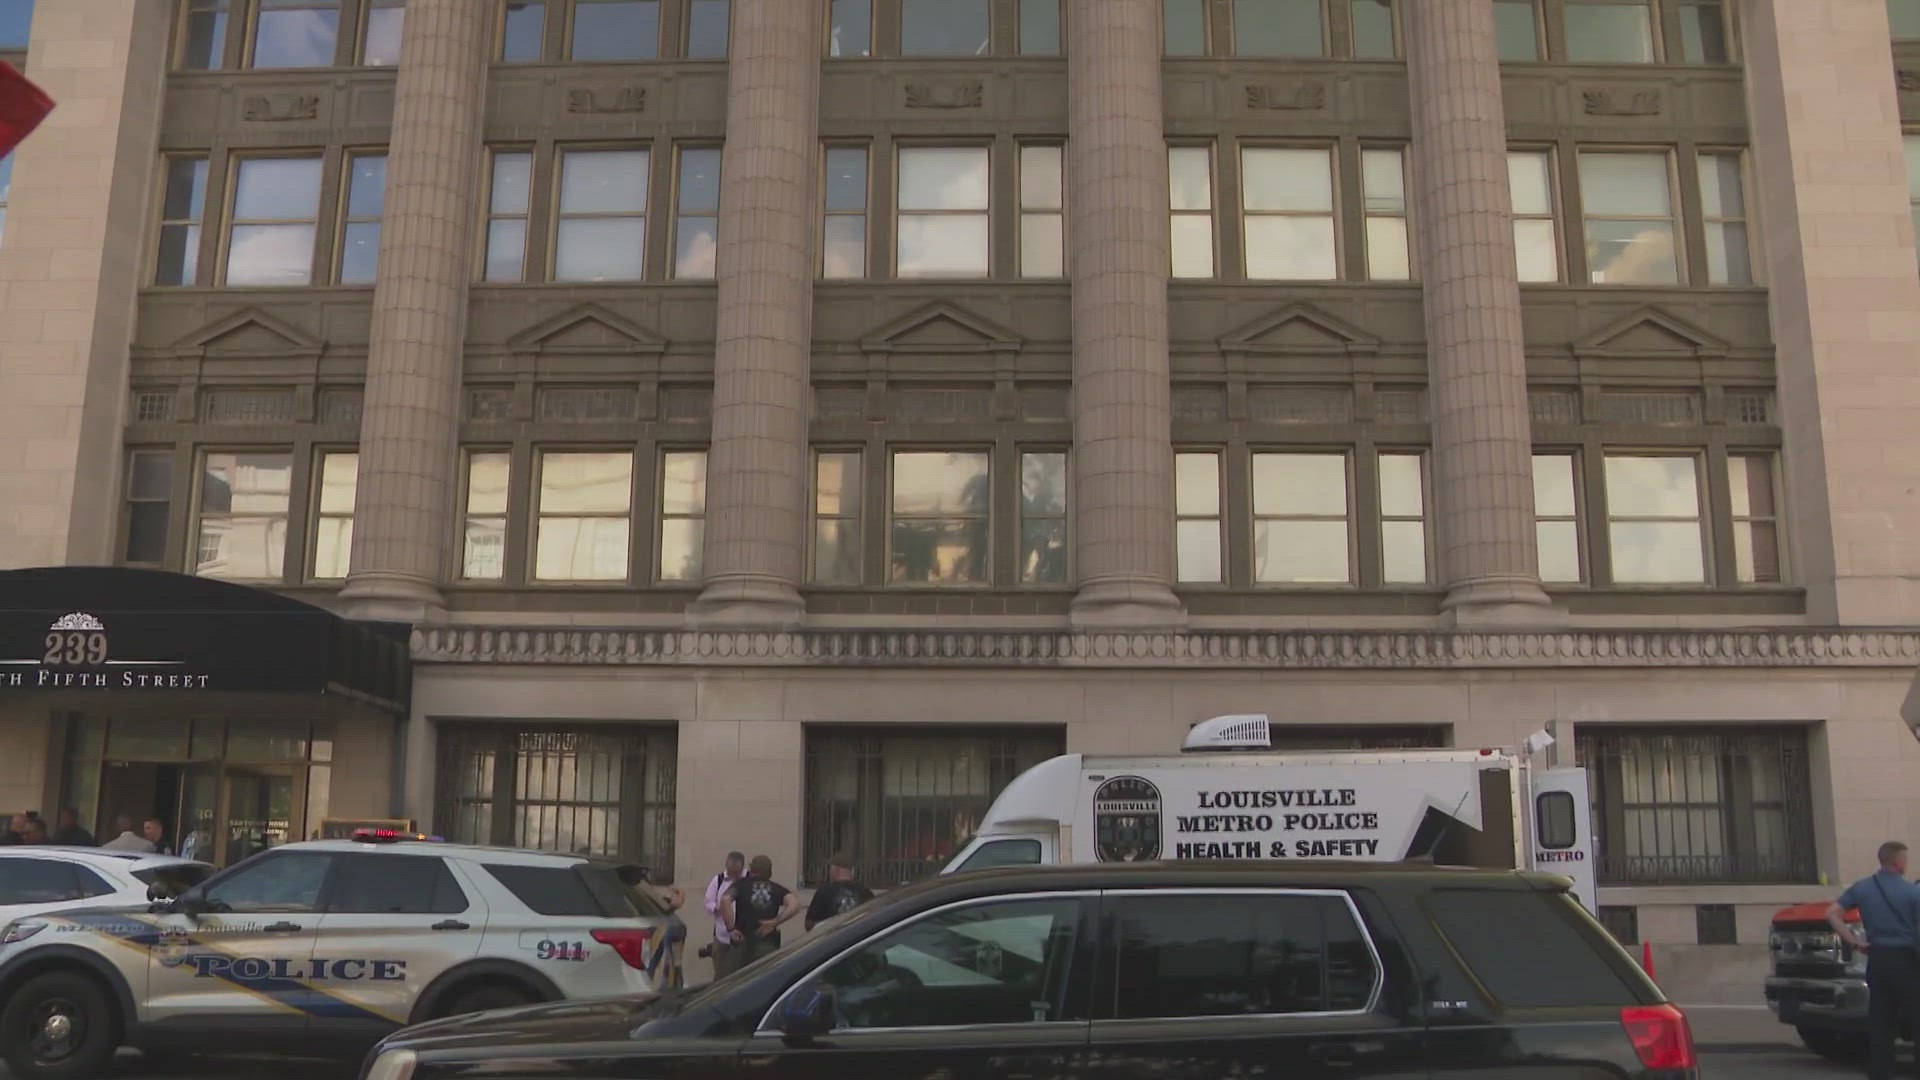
<box><xmin>222</xmin><ymin>769</ymin><xmax>298</xmax><ymax>865</ymax></box>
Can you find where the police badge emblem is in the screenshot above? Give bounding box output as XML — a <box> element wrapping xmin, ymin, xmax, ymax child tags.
<box><xmin>154</xmin><ymin>928</ymin><xmax>193</xmax><ymax>968</ymax></box>
<box><xmin>1093</xmin><ymin>776</ymin><xmax>1162</xmax><ymax>862</ymax></box>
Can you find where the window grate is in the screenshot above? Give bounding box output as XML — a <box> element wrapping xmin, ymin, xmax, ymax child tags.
<box><xmin>540</xmin><ymin>387</ymin><xmax>639</xmax><ymax>423</ymax></box>
<box><xmin>1021</xmin><ymin>385</ymin><xmax>1071</xmax><ymax>421</ymax></box>
<box><xmin>1727</xmin><ymin>391</ymin><xmax>1775</xmax><ymax>425</ymax></box>
<box><xmin>804</xmin><ymin>727</ymin><xmax>1064</xmax><ymax>887</ymax></box>
<box><xmin>1697</xmin><ymin>903</ymin><xmax>1737</xmax><ymax>945</ymax></box>
<box><xmin>433</xmin><ymin>723</ymin><xmax>676</xmax><ymax>882</ymax></box>
<box><xmin>660</xmin><ymin>386</ymin><xmax>713</xmax><ymax>422</ymax></box>
<box><xmin>1598</xmin><ymin>905</ymin><xmax>1640</xmax><ymax>946</ymax></box>
<box><xmin>813</xmin><ymin>385</ymin><xmax>868</xmax><ymax>422</ymax></box>
<box><xmin>467</xmin><ymin>388</ymin><xmax>514</xmax><ymax>422</ymax></box>
<box><xmin>204</xmin><ymin>389</ymin><xmax>294</xmax><ymax>423</ymax></box>
<box><xmin>133</xmin><ymin>392</ymin><xmax>176</xmax><ymax>423</ymax></box>
<box><xmin>1580</xmin><ymin>726</ymin><xmax>1816</xmax><ymax>885</ymax></box>
<box><xmin>1595</xmin><ymin>391</ymin><xmax>1703</xmax><ymax>425</ymax></box>
<box><xmin>317</xmin><ymin>388</ymin><xmax>363</xmax><ymax>425</ymax></box>
<box><xmin>1248</xmin><ymin>386</ymin><xmax>1353</xmax><ymax>423</ymax></box>
<box><xmin>1374</xmin><ymin>388</ymin><xmax>1428</xmax><ymax>423</ymax></box>
<box><xmin>888</xmin><ymin>387</ymin><xmax>992</xmax><ymax>424</ymax></box>
<box><xmin>1529</xmin><ymin>389</ymin><xmax>1582</xmax><ymax>426</ymax></box>
<box><xmin>1171</xmin><ymin>386</ymin><xmax>1226</xmax><ymax>423</ymax></box>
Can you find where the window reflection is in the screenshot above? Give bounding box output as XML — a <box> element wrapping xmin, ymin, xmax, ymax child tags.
<box><xmin>898</xmin><ymin>148</ymin><xmax>990</xmax><ymax>278</ymax></box>
<box><xmin>1604</xmin><ymin>455</ymin><xmax>1703</xmax><ymax>584</ymax></box>
<box><xmin>1580</xmin><ymin>152</ymin><xmax>1678</xmax><ymax>285</ymax></box>
<box><xmin>195</xmin><ymin>452</ymin><xmax>293</xmax><ymax>580</ymax></box>
<box><xmin>902</xmin><ymin>0</ymin><xmax>988</xmax><ymax>56</ymax></box>
<box><xmin>535</xmin><ymin>451</ymin><xmax>632</xmax><ymax>581</ymax></box>
<box><xmin>571</xmin><ymin>0</ymin><xmax>659</xmax><ymax>60</ymax></box>
<box><xmin>1252</xmin><ymin>453</ymin><xmax>1350</xmax><ymax>584</ymax></box>
<box><xmin>556</xmin><ymin>149</ymin><xmax>649</xmax><ymax>282</ymax></box>
<box><xmin>890</xmin><ymin>452</ymin><xmax>991</xmax><ymax>585</ymax></box>
<box><xmin>251</xmin><ymin>0</ymin><xmax>339</xmax><ymax>68</ymax></box>
<box><xmin>1563</xmin><ymin>1</ymin><xmax>1654</xmax><ymax>63</ymax></box>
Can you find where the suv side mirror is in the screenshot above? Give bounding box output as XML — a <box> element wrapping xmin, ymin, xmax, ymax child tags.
<box><xmin>171</xmin><ymin>890</ymin><xmax>217</xmax><ymax>917</ymax></box>
<box><xmin>776</xmin><ymin>986</ymin><xmax>836</xmax><ymax>1041</ymax></box>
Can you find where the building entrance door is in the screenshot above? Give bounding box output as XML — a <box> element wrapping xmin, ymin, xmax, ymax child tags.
<box><xmin>224</xmin><ymin>768</ymin><xmax>298</xmax><ymax>865</ymax></box>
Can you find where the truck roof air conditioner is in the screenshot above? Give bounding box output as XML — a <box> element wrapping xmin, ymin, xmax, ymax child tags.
<box><xmin>1182</xmin><ymin>714</ymin><xmax>1272</xmax><ymax>752</ymax></box>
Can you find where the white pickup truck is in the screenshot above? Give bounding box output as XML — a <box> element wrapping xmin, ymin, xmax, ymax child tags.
<box><xmin>942</xmin><ymin>714</ymin><xmax>1597</xmax><ymax>910</ymax></box>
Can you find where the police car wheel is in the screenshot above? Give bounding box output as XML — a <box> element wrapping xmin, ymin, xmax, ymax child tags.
<box><xmin>437</xmin><ymin>982</ymin><xmax>536</xmax><ymax>1018</ymax></box>
<box><xmin>1</xmin><ymin>971</ymin><xmax>119</xmax><ymax>1080</ymax></box>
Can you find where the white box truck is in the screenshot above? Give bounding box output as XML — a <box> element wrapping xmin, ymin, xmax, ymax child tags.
<box><xmin>941</xmin><ymin>714</ymin><xmax>1597</xmax><ymax>910</ymax></box>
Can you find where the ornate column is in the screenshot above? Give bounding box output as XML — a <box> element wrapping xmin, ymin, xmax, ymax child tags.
<box><xmin>1064</xmin><ymin>0</ymin><xmax>1185</xmax><ymax>628</ymax></box>
<box><xmin>1403</xmin><ymin>0</ymin><xmax>1557</xmax><ymax>626</ymax></box>
<box><xmin>690</xmin><ymin>0</ymin><xmax>823</xmax><ymax>626</ymax></box>
<box><xmin>340</xmin><ymin>0</ymin><xmax>489</xmax><ymax>622</ymax></box>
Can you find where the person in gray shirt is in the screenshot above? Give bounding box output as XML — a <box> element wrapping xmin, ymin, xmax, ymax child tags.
<box><xmin>1832</xmin><ymin>841</ymin><xmax>1920</xmax><ymax>1080</ymax></box>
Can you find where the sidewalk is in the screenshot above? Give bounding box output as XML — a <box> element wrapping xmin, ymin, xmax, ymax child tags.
<box><xmin>1682</xmin><ymin>1004</ymin><xmax>1795</xmax><ymax>1050</ymax></box>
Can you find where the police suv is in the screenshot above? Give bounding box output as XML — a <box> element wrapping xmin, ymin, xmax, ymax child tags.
<box><xmin>0</xmin><ymin>830</ymin><xmax>683</xmax><ymax>1079</ymax></box>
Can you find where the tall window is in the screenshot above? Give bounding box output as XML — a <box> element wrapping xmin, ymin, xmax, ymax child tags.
<box><xmin>1676</xmin><ymin>0</ymin><xmax>1728</xmax><ymax>63</ymax></box>
<box><xmin>1019</xmin><ymin>145</ymin><xmax>1064</xmax><ymax>278</ymax></box>
<box><xmin>1604</xmin><ymin>454</ymin><xmax>1704</xmax><ymax>584</ymax></box>
<box><xmin>1169</xmin><ymin>146</ymin><xmax>1216</xmax><ymax>279</ymax></box>
<box><xmin>1361</xmin><ymin>148</ymin><xmax>1410</xmax><ymax>281</ymax></box>
<box><xmin>1532</xmin><ymin>453</ymin><xmax>1582</xmax><ymax>583</ymax></box>
<box><xmin>901</xmin><ymin>0</ymin><xmax>988</xmax><ymax>56</ymax></box>
<box><xmin>1242</xmin><ymin>147</ymin><xmax>1337</xmax><ymax>280</ymax></box>
<box><xmin>155</xmin><ymin>157</ymin><xmax>210</xmax><ymax>287</ymax></box>
<box><xmin>484</xmin><ymin>150</ymin><xmax>533</xmax><ymax>282</ymax></box>
<box><xmin>533</xmin><ymin>450</ymin><xmax>633</xmax><ymax>582</ymax></box>
<box><xmin>554</xmin><ymin>148</ymin><xmax>648</xmax><ymax>282</ymax></box>
<box><xmin>180</xmin><ymin>0</ymin><xmax>230</xmax><ymax>68</ymax></box>
<box><xmin>360</xmin><ymin>0</ymin><xmax>405</xmax><ymax>64</ymax></box>
<box><xmin>1019</xmin><ymin>0</ymin><xmax>1059</xmax><ymax>54</ymax></box>
<box><xmin>226</xmin><ymin>156</ymin><xmax>323</xmax><ymax>286</ymax></box>
<box><xmin>462</xmin><ymin>451</ymin><xmax>510</xmax><ymax>580</ymax></box>
<box><xmin>828</xmin><ymin>0</ymin><xmax>870</xmax><ymax>56</ymax></box>
<box><xmin>501</xmin><ymin>0</ymin><xmax>545</xmax><ymax>60</ymax></box>
<box><xmin>1175</xmin><ymin>452</ymin><xmax>1223</xmax><ymax>583</ymax></box>
<box><xmin>1165</xmin><ymin>0</ymin><xmax>1206</xmax><ymax>54</ymax></box>
<box><xmin>194</xmin><ymin>452</ymin><xmax>293</xmax><ymax>580</ymax></box>
<box><xmin>1019</xmin><ymin>451</ymin><xmax>1068</xmax><ymax>585</ymax></box>
<box><xmin>1493</xmin><ymin>0</ymin><xmax>1538</xmax><ymax>60</ymax></box>
<box><xmin>1697</xmin><ymin>153</ymin><xmax>1751</xmax><ymax>286</ymax></box>
<box><xmin>1508</xmin><ymin>150</ymin><xmax>1560</xmax><ymax>283</ymax></box>
<box><xmin>822</xmin><ymin>146</ymin><xmax>869</xmax><ymax>278</ymax></box>
<box><xmin>685</xmin><ymin>0</ymin><xmax>728</xmax><ymax>57</ymax></box>
<box><xmin>570</xmin><ymin>0</ymin><xmax>660</xmax><ymax>60</ymax></box>
<box><xmin>657</xmin><ymin>450</ymin><xmax>706</xmax><ymax>583</ymax></box>
<box><xmin>338</xmin><ymin>152</ymin><xmax>387</xmax><ymax>285</ymax></box>
<box><xmin>311</xmin><ymin>451</ymin><xmax>358</xmax><ymax>579</ymax></box>
<box><xmin>804</xmin><ymin>728</ymin><xmax>1063</xmax><ymax>885</ymax></box>
<box><xmin>812</xmin><ymin>450</ymin><xmax>863</xmax><ymax>585</ymax></box>
<box><xmin>889</xmin><ymin>450</ymin><xmax>991</xmax><ymax>585</ymax></box>
<box><xmin>1583</xmin><ymin>726</ymin><xmax>1815</xmax><ymax>885</ymax></box>
<box><xmin>1562</xmin><ymin>0</ymin><xmax>1654</xmax><ymax>63</ymax></box>
<box><xmin>672</xmin><ymin>147</ymin><xmax>721</xmax><ymax>280</ymax></box>
<box><xmin>1351</xmin><ymin>0</ymin><xmax>1395</xmax><ymax>58</ymax></box>
<box><xmin>1727</xmin><ymin>453</ymin><xmax>1781</xmax><ymax>584</ymax></box>
<box><xmin>251</xmin><ymin>0</ymin><xmax>341</xmax><ymax>68</ymax></box>
<box><xmin>896</xmin><ymin>147</ymin><xmax>989</xmax><ymax>278</ymax></box>
<box><xmin>1234</xmin><ymin>0</ymin><xmax>1325</xmax><ymax>57</ymax></box>
<box><xmin>1579</xmin><ymin>151</ymin><xmax>1679</xmax><ymax>285</ymax></box>
<box><xmin>1252</xmin><ymin>452</ymin><xmax>1350</xmax><ymax>584</ymax></box>
<box><xmin>123</xmin><ymin>451</ymin><xmax>175</xmax><ymax>566</ymax></box>
<box><xmin>1377</xmin><ymin>452</ymin><xmax>1427</xmax><ymax>584</ymax></box>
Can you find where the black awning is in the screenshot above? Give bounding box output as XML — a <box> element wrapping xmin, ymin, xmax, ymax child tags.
<box><xmin>0</xmin><ymin>567</ymin><xmax>409</xmax><ymax>714</ymax></box>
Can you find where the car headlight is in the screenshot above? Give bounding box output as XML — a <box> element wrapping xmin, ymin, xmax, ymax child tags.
<box><xmin>363</xmin><ymin>1049</ymin><xmax>416</xmax><ymax>1080</ymax></box>
<box><xmin>0</xmin><ymin>920</ymin><xmax>45</xmax><ymax>945</ymax></box>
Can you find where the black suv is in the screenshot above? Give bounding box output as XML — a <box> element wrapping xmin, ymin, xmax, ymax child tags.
<box><xmin>359</xmin><ymin>862</ymin><xmax>1698</xmax><ymax>1080</ymax></box>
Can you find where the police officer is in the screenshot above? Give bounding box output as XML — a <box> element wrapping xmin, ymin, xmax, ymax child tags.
<box><xmin>1831</xmin><ymin>841</ymin><xmax>1920</xmax><ymax>1080</ymax></box>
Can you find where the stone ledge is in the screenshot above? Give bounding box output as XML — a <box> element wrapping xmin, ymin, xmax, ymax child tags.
<box><xmin>411</xmin><ymin>626</ymin><xmax>1920</xmax><ymax>670</ymax></box>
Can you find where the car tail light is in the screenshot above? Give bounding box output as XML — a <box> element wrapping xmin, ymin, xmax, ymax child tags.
<box><xmin>1621</xmin><ymin>1004</ymin><xmax>1697</xmax><ymax>1070</ymax></box>
<box><xmin>591</xmin><ymin>927</ymin><xmax>655</xmax><ymax>970</ymax></box>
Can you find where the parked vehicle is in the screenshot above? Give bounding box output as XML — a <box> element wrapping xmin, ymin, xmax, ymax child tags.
<box><xmin>1765</xmin><ymin>900</ymin><xmax>1873</xmax><ymax>1063</ymax></box>
<box><xmin>0</xmin><ymin>830</ymin><xmax>680</xmax><ymax>1079</ymax></box>
<box><xmin>0</xmin><ymin>848</ymin><xmax>212</xmax><ymax>926</ymax></box>
<box><xmin>942</xmin><ymin>713</ymin><xmax>1598</xmax><ymax>909</ymax></box>
<box><xmin>358</xmin><ymin>861</ymin><xmax>1695</xmax><ymax>1080</ymax></box>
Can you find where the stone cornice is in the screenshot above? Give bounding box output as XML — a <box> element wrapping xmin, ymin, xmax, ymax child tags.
<box><xmin>412</xmin><ymin>626</ymin><xmax>1920</xmax><ymax>671</ymax></box>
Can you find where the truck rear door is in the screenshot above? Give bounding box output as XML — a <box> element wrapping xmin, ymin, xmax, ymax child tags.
<box><xmin>1530</xmin><ymin>769</ymin><xmax>1598</xmax><ymax>911</ymax></box>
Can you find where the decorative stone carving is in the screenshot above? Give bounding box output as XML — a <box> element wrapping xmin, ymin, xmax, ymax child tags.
<box><xmin>1582</xmin><ymin>89</ymin><xmax>1662</xmax><ymax>117</ymax></box>
<box><xmin>241</xmin><ymin>93</ymin><xmax>321</xmax><ymax>122</ymax></box>
<box><xmin>566</xmin><ymin>85</ymin><xmax>647</xmax><ymax>114</ymax></box>
<box><xmin>1245</xmin><ymin>83</ymin><xmax>1327</xmax><ymax>111</ymax></box>
<box><xmin>903</xmin><ymin>81</ymin><xmax>985</xmax><ymax>109</ymax></box>
<box><xmin>413</xmin><ymin>626</ymin><xmax>1920</xmax><ymax>671</ymax></box>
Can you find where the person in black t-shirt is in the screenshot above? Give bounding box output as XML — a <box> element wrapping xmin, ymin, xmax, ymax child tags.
<box><xmin>806</xmin><ymin>851</ymin><xmax>875</xmax><ymax>931</ymax></box>
<box><xmin>722</xmin><ymin>855</ymin><xmax>802</xmax><ymax>966</ymax></box>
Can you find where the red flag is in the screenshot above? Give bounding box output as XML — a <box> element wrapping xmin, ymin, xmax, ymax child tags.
<box><xmin>0</xmin><ymin>61</ymin><xmax>54</xmax><ymax>159</ymax></box>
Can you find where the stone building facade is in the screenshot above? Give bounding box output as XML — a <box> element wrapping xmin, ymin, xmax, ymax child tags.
<box><xmin>5</xmin><ymin>0</ymin><xmax>1920</xmax><ymax>1001</ymax></box>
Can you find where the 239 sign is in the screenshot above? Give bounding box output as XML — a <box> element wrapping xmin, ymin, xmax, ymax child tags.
<box><xmin>44</xmin><ymin>630</ymin><xmax>108</xmax><ymax>666</ymax></box>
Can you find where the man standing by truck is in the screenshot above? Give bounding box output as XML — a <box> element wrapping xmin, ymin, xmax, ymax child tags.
<box><xmin>1831</xmin><ymin>841</ymin><xmax>1920</xmax><ymax>1080</ymax></box>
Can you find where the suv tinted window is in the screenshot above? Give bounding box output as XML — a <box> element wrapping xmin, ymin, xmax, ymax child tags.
<box><xmin>1108</xmin><ymin>892</ymin><xmax>1377</xmax><ymax>1019</ymax></box>
<box><xmin>0</xmin><ymin>858</ymin><xmax>86</xmax><ymax>904</ymax></box>
<box><xmin>804</xmin><ymin>897</ymin><xmax>1084</xmax><ymax>1029</ymax></box>
<box><xmin>72</xmin><ymin>865</ymin><xmax>116</xmax><ymax>899</ymax></box>
<box><xmin>202</xmin><ymin>852</ymin><xmax>334</xmax><ymax>913</ymax></box>
<box><xmin>1425</xmin><ymin>889</ymin><xmax>1642</xmax><ymax>1008</ymax></box>
<box><xmin>329</xmin><ymin>855</ymin><xmax>468</xmax><ymax>914</ymax></box>
<box><xmin>484</xmin><ymin>864</ymin><xmax>603</xmax><ymax>916</ymax></box>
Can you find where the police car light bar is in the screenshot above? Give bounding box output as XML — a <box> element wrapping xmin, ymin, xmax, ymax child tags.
<box><xmin>351</xmin><ymin>828</ymin><xmax>431</xmax><ymax>843</ymax></box>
